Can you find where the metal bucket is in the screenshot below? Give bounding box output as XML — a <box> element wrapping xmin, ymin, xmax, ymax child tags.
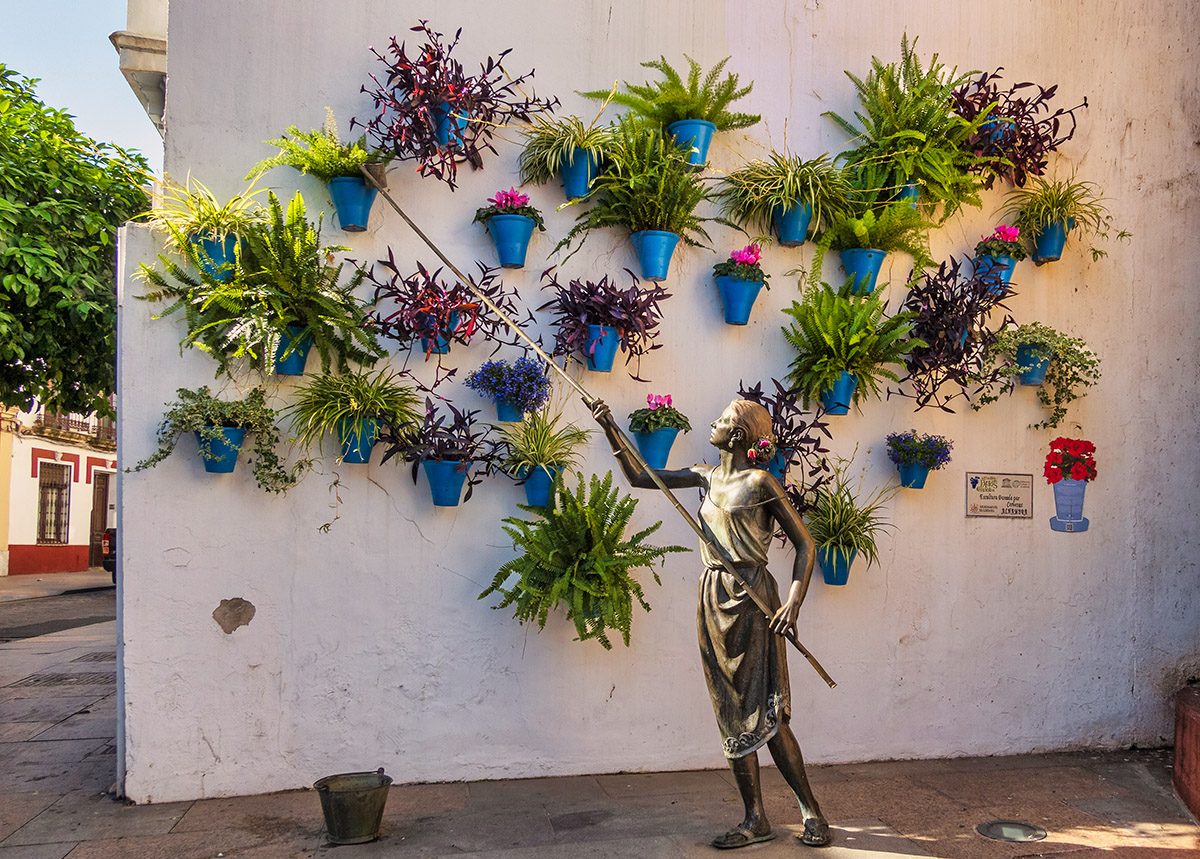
<box><xmin>313</xmin><ymin>768</ymin><xmax>392</xmax><ymax>845</ymax></box>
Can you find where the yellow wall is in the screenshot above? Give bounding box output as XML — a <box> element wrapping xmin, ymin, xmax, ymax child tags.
<box><xmin>0</xmin><ymin>408</ymin><xmax>16</xmax><ymax>574</ymax></box>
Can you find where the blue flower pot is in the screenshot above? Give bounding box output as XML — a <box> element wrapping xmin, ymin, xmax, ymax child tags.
<box><xmin>560</xmin><ymin>149</ymin><xmax>599</xmax><ymax>199</ymax></box>
<box><xmin>1032</xmin><ymin>218</ymin><xmax>1075</xmax><ymax>263</ymax></box>
<box><xmin>839</xmin><ymin>249</ymin><xmax>887</xmax><ymax>294</ymax></box>
<box><xmin>772</xmin><ymin>202</ymin><xmax>813</xmax><ymax>247</ymax></box>
<box><xmin>195</xmin><ymin>427</ymin><xmax>245</xmax><ymax>474</ymax></box>
<box><xmin>1016</xmin><ymin>344</ymin><xmax>1051</xmax><ymax>385</ymax></box>
<box><xmin>274</xmin><ymin>326</ymin><xmax>313</xmax><ymax>375</ymax></box>
<box><xmin>898</xmin><ymin>462</ymin><xmax>930</xmax><ymax>489</ymax></box>
<box><xmin>633</xmin><ymin>427</ymin><xmax>680</xmax><ymax>470</ymax></box>
<box><xmin>764</xmin><ymin>448</ymin><xmax>792</xmax><ymax>481</ymax></box>
<box><xmin>1050</xmin><ymin>478</ymin><xmax>1089</xmax><ymax>532</ymax></box>
<box><xmin>975</xmin><ymin>254</ymin><xmax>1016</xmax><ymax>292</ymax></box>
<box><xmin>585</xmin><ymin>324</ymin><xmax>621</xmax><ymax>372</ymax></box>
<box><xmin>495</xmin><ymin>400</ymin><xmax>524</xmax><ymax>422</ymax></box>
<box><xmin>337</xmin><ymin>418</ymin><xmax>377</xmax><ymax>464</ymax></box>
<box><xmin>665</xmin><ymin>119</ymin><xmax>716</xmax><ymax>169</ymax></box>
<box><xmin>520</xmin><ymin>465</ymin><xmax>564</xmax><ymax>508</ymax></box>
<box><xmin>327</xmin><ymin>177</ymin><xmax>377</xmax><ymax>232</ymax></box>
<box><xmin>818</xmin><ymin>545</ymin><xmax>857</xmax><ymax>587</ymax></box>
<box><xmin>190</xmin><ymin>233</ymin><xmax>238</xmax><ymax>281</ymax></box>
<box><xmin>981</xmin><ymin>117</ymin><xmax>1016</xmax><ymax>142</ymax></box>
<box><xmin>819</xmin><ymin>371</ymin><xmax>858</xmax><ymax>415</ymax></box>
<box><xmin>715</xmin><ymin>276</ymin><xmax>765</xmax><ymax>325</ymax></box>
<box><xmin>418</xmin><ymin>311</ymin><xmax>460</xmax><ymax>356</ymax></box>
<box><xmin>485</xmin><ymin>214</ymin><xmax>535</xmax><ymax>269</ymax></box>
<box><xmin>433</xmin><ymin>101</ymin><xmax>468</xmax><ymax>147</ymax></box>
<box><xmin>630</xmin><ymin>230</ymin><xmax>680</xmax><ymax>282</ymax></box>
<box><xmin>422</xmin><ymin>459</ymin><xmax>469</xmax><ymax>507</ymax></box>
<box><xmin>895</xmin><ymin>183</ymin><xmax>919</xmax><ymax>208</ymax></box>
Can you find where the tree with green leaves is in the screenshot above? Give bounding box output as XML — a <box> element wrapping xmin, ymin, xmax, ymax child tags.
<box><xmin>0</xmin><ymin>65</ymin><xmax>150</xmax><ymax>416</ymax></box>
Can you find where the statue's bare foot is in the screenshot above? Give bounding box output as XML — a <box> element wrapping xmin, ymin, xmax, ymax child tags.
<box><xmin>712</xmin><ymin>819</ymin><xmax>774</xmax><ymax>849</ymax></box>
<box><xmin>798</xmin><ymin>816</ymin><xmax>831</xmax><ymax>847</ymax></box>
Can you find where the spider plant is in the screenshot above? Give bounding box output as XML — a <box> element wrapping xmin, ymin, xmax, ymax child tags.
<box><xmin>715</xmin><ymin>151</ymin><xmax>854</xmax><ymax>240</ymax></box>
<box><xmin>580</xmin><ymin>55</ymin><xmax>759</xmax><ymax>130</ymax></box>
<box><xmin>805</xmin><ymin>453</ymin><xmax>898</xmax><ymax>570</ymax></box>
<box><xmin>139</xmin><ymin>176</ymin><xmax>266</xmax><ymax>252</ymax></box>
<box><xmin>554</xmin><ymin>115</ymin><xmax>712</xmax><ymax>259</ymax></box>
<box><xmin>286</xmin><ymin>367</ymin><xmax>422</xmax><ymax>456</ymax></box>
<box><xmin>495</xmin><ymin>408</ymin><xmax>592</xmax><ymax>477</ymax></box>
<box><xmin>517</xmin><ymin>114</ymin><xmax>615</xmax><ymax>186</ymax></box>
<box><xmin>999</xmin><ymin>175</ymin><xmax>1124</xmax><ymax>261</ymax></box>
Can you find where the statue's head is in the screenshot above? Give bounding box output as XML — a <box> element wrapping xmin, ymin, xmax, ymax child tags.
<box><xmin>711</xmin><ymin>399</ymin><xmax>775</xmax><ymax>452</ymax></box>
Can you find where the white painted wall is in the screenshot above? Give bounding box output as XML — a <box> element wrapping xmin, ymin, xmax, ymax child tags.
<box><xmin>118</xmin><ymin>0</ymin><xmax>1200</xmax><ymax>802</ymax></box>
<box><xmin>7</xmin><ymin>430</ymin><xmax>114</xmax><ymax>550</ymax></box>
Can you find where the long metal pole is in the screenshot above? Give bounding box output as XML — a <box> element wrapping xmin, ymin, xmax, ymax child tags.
<box><xmin>362</xmin><ymin>167</ymin><xmax>835</xmax><ymax>688</ymax></box>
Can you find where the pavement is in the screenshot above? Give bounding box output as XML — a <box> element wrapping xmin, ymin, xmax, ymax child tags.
<box><xmin>0</xmin><ymin>571</ymin><xmax>1197</xmax><ymax>857</ymax></box>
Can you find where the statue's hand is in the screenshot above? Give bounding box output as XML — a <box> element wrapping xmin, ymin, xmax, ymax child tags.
<box><xmin>590</xmin><ymin>399</ymin><xmax>618</xmax><ymax>431</ymax></box>
<box><xmin>770</xmin><ymin>596</ymin><xmax>802</xmax><ymax>637</ymax></box>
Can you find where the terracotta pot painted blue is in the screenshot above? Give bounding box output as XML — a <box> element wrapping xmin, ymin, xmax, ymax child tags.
<box><xmin>418</xmin><ymin>311</ymin><xmax>460</xmax><ymax>356</ymax></box>
<box><xmin>633</xmin><ymin>427</ymin><xmax>680</xmax><ymax>470</ymax></box>
<box><xmin>560</xmin><ymin>149</ymin><xmax>599</xmax><ymax>199</ymax></box>
<box><xmin>715</xmin><ymin>276</ymin><xmax>765</xmax><ymax>325</ymax></box>
<box><xmin>485</xmin><ymin>214</ymin><xmax>535</xmax><ymax>269</ymax></box>
<box><xmin>520</xmin><ymin>465</ymin><xmax>564</xmax><ymax>508</ymax></box>
<box><xmin>895</xmin><ymin>183</ymin><xmax>920</xmax><ymax>208</ymax></box>
<box><xmin>630</xmin><ymin>230</ymin><xmax>680</xmax><ymax>282</ymax></box>
<box><xmin>195</xmin><ymin>427</ymin><xmax>245</xmax><ymax>474</ymax></box>
<box><xmin>819</xmin><ymin>371</ymin><xmax>858</xmax><ymax>415</ymax></box>
<box><xmin>190</xmin><ymin>233</ymin><xmax>238</xmax><ymax>281</ymax></box>
<box><xmin>665</xmin><ymin>119</ymin><xmax>716</xmax><ymax>168</ymax></box>
<box><xmin>975</xmin><ymin>254</ymin><xmax>1016</xmax><ymax>292</ymax></box>
<box><xmin>327</xmin><ymin>177</ymin><xmax>377</xmax><ymax>232</ymax></box>
<box><xmin>1016</xmin><ymin>344</ymin><xmax>1051</xmax><ymax>385</ymax></box>
<box><xmin>764</xmin><ymin>448</ymin><xmax>793</xmax><ymax>481</ymax></box>
<box><xmin>818</xmin><ymin>545</ymin><xmax>857</xmax><ymax>586</ymax></box>
<box><xmin>274</xmin><ymin>326</ymin><xmax>313</xmax><ymax>375</ymax></box>
<box><xmin>898</xmin><ymin>462</ymin><xmax>930</xmax><ymax>489</ymax></box>
<box><xmin>839</xmin><ymin>248</ymin><xmax>887</xmax><ymax>293</ymax></box>
<box><xmin>1050</xmin><ymin>478</ymin><xmax>1089</xmax><ymax>532</ymax></box>
<box><xmin>981</xmin><ymin>117</ymin><xmax>1016</xmax><ymax>142</ymax></box>
<box><xmin>585</xmin><ymin>324</ymin><xmax>621</xmax><ymax>372</ymax></box>
<box><xmin>422</xmin><ymin>459</ymin><xmax>469</xmax><ymax>507</ymax></box>
<box><xmin>495</xmin><ymin>400</ymin><xmax>524</xmax><ymax>422</ymax></box>
<box><xmin>1032</xmin><ymin>218</ymin><xmax>1075</xmax><ymax>263</ymax></box>
<box><xmin>337</xmin><ymin>418</ymin><xmax>377</xmax><ymax>464</ymax></box>
<box><xmin>433</xmin><ymin>101</ymin><xmax>468</xmax><ymax>147</ymax></box>
<box><xmin>772</xmin><ymin>202</ymin><xmax>813</xmax><ymax>247</ymax></box>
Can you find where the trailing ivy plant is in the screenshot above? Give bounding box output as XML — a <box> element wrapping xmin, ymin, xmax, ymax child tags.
<box><xmin>807</xmin><ymin>201</ymin><xmax>934</xmax><ymax>290</ymax></box>
<box><xmin>951</xmin><ymin>68</ymin><xmax>1087</xmax><ymax>189</ymax></box>
<box><xmin>581</xmin><ymin>55</ymin><xmax>759</xmax><ymax>130</ymax></box>
<box><xmin>554</xmin><ymin>115</ymin><xmax>713</xmax><ymax>260</ymax></box>
<box><xmin>479</xmin><ymin>471</ymin><xmax>689</xmax><ymax>650</ymax></box>
<box><xmin>246</xmin><ymin>108</ymin><xmax>386</xmax><ymax>183</ymax></box>
<box><xmin>737</xmin><ymin>379</ymin><xmax>833</xmax><ymax>516</ymax></box>
<box><xmin>538</xmin><ymin>268</ymin><xmax>669</xmax><ymax>381</ymax></box>
<box><xmin>782</xmin><ymin>280</ymin><xmax>924</xmax><ymax>410</ymax></box>
<box><xmin>140</xmin><ymin>191</ymin><xmax>383</xmax><ymax>378</ymax></box>
<box><xmin>974</xmin><ymin>321</ymin><xmax>1101</xmax><ymax>430</ymax></box>
<box><xmin>714</xmin><ymin>151</ymin><xmax>853</xmax><ymax>240</ymax></box>
<box><xmin>129</xmin><ymin>386</ymin><xmax>300</xmax><ymax>494</ymax></box>
<box><xmin>893</xmin><ymin>256</ymin><xmax>1015</xmax><ymax>412</ymax></box>
<box><xmin>824</xmin><ymin>34</ymin><xmax>987</xmax><ymax>223</ymax></box>
<box><xmin>356</xmin><ymin>21</ymin><xmax>558</xmax><ymax>189</ymax></box>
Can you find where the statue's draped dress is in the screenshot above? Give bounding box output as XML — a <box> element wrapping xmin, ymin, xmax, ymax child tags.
<box><xmin>696</xmin><ymin>468</ymin><xmax>790</xmax><ymax>758</ymax></box>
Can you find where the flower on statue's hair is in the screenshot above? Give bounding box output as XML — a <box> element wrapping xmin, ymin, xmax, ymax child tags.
<box><xmin>747</xmin><ymin>448</ymin><xmax>757</xmax><ymax>460</ymax></box>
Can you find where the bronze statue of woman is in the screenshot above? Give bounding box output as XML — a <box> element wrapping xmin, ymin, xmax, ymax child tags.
<box><xmin>592</xmin><ymin>397</ymin><xmax>831</xmax><ymax>849</ymax></box>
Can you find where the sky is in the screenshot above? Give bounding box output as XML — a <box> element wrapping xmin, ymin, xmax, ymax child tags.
<box><xmin>0</xmin><ymin>0</ymin><xmax>164</xmax><ymax>173</ymax></box>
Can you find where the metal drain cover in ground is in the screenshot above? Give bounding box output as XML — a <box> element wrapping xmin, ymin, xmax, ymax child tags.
<box><xmin>976</xmin><ymin>820</ymin><xmax>1047</xmax><ymax>842</ymax></box>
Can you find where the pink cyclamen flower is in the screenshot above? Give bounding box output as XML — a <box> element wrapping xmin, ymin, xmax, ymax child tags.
<box><xmin>489</xmin><ymin>187</ymin><xmax>529</xmax><ymax>210</ymax></box>
<box><xmin>646</xmin><ymin>393</ymin><xmax>658</xmax><ymax>410</ymax></box>
<box><xmin>995</xmin><ymin>225</ymin><xmax>1020</xmax><ymax>242</ymax></box>
<box><xmin>730</xmin><ymin>244</ymin><xmax>762</xmax><ymax>265</ymax></box>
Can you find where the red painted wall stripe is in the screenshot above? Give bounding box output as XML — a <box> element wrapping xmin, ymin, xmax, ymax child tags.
<box><xmin>30</xmin><ymin>449</ymin><xmax>80</xmax><ymax>482</ymax></box>
<box><xmin>8</xmin><ymin>545</ymin><xmax>89</xmax><ymax>575</ymax></box>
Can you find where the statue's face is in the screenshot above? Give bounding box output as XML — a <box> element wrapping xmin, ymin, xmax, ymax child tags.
<box><xmin>709</xmin><ymin>404</ymin><xmax>740</xmax><ymax>449</ymax></box>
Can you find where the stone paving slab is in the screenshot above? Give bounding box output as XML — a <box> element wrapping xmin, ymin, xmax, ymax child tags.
<box><xmin>0</xmin><ymin>844</ymin><xmax>77</xmax><ymax>859</ymax></box>
<box><xmin>1</xmin><ymin>792</ymin><xmax>190</xmax><ymax>847</ymax></box>
<box><xmin>0</xmin><ymin>698</ymin><xmax>102</xmax><ymax>724</ymax></box>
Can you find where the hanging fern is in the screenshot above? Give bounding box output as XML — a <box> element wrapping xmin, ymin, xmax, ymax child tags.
<box><xmin>479</xmin><ymin>471</ymin><xmax>689</xmax><ymax>649</ymax></box>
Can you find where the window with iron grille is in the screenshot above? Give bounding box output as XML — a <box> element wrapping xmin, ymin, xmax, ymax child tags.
<box><xmin>37</xmin><ymin>463</ymin><xmax>71</xmax><ymax>544</ymax></box>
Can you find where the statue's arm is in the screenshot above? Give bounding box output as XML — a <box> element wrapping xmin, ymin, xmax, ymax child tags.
<box><xmin>590</xmin><ymin>400</ymin><xmax>705</xmax><ymax>490</ymax></box>
<box><xmin>764</xmin><ymin>476</ymin><xmax>817</xmax><ymax>635</ymax></box>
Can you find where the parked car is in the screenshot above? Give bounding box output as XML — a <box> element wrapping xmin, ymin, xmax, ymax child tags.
<box><xmin>102</xmin><ymin>527</ymin><xmax>117</xmax><ymax>582</ymax></box>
